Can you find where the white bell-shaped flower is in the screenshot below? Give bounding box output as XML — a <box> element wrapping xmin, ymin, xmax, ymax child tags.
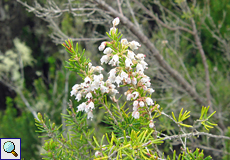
<box><xmin>86</xmin><ymin>92</ymin><xmax>92</xmax><ymax>99</ymax></box>
<box><xmin>115</xmin><ymin>75</ymin><xmax>122</xmax><ymax>87</ymax></box>
<box><xmin>100</xmin><ymin>85</ymin><xmax>108</xmax><ymax>93</ymax></box>
<box><xmin>75</xmin><ymin>93</ymin><xmax>82</xmax><ymax>101</ymax></box>
<box><xmin>125</xmin><ymin>58</ymin><xmax>133</xmax><ymax>68</ymax></box>
<box><xmin>127</xmin><ymin>50</ymin><xmax>135</xmax><ymax>60</ymax></box>
<box><xmin>132</xmin><ymin>111</ymin><xmax>140</xmax><ymax>119</ymax></box>
<box><xmin>136</xmin><ymin>63</ymin><xmax>144</xmax><ymax>73</ymax></box>
<box><xmin>126</xmin><ymin>78</ymin><xmax>131</xmax><ymax>84</ymax></box>
<box><xmin>109</xmin><ymin>55</ymin><xmax>119</xmax><ymax>66</ymax></box>
<box><xmin>100</xmin><ymin>55</ymin><xmax>110</xmax><ymax>65</ymax></box>
<box><xmin>88</xmin><ymin>101</ymin><xmax>94</xmax><ymax>110</ymax></box>
<box><xmin>147</xmin><ymin>88</ymin><xmax>155</xmax><ymax>94</ymax></box>
<box><xmin>146</xmin><ymin>97</ymin><xmax>154</xmax><ymax>106</ymax></box>
<box><xmin>120</xmin><ymin>71</ymin><xmax>128</xmax><ymax>80</ymax></box>
<box><xmin>129</xmin><ymin>41</ymin><xmax>141</xmax><ymax>50</ymax></box>
<box><xmin>87</xmin><ymin>110</ymin><xmax>93</xmax><ymax>120</ymax></box>
<box><xmin>132</xmin><ymin>91</ymin><xmax>139</xmax><ymax>100</ymax></box>
<box><xmin>112</xmin><ymin>17</ymin><xmax>120</xmax><ymax>26</ymax></box>
<box><xmin>121</xmin><ymin>38</ymin><xmax>128</xmax><ymax>46</ymax></box>
<box><xmin>70</xmin><ymin>84</ymin><xmax>80</xmax><ymax>96</ymax></box>
<box><xmin>149</xmin><ymin>121</ymin><xmax>155</xmax><ymax>128</ymax></box>
<box><xmin>126</xmin><ymin>93</ymin><xmax>133</xmax><ymax>100</ymax></box>
<box><xmin>84</xmin><ymin>76</ymin><xmax>92</xmax><ymax>84</ymax></box>
<box><xmin>132</xmin><ymin>77</ymin><xmax>137</xmax><ymax>85</ymax></box>
<box><xmin>103</xmin><ymin>47</ymin><xmax>113</xmax><ymax>54</ymax></box>
<box><xmin>133</xmin><ymin>101</ymin><xmax>139</xmax><ymax>107</ymax></box>
<box><xmin>136</xmin><ymin>53</ymin><xmax>145</xmax><ymax>60</ymax></box>
<box><xmin>77</xmin><ymin>102</ymin><xmax>86</xmax><ymax>112</ymax></box>
<box><xmin>108</xmin><ymin>68</ymin><xmax>116</xmax><ymax>77</ymax></box>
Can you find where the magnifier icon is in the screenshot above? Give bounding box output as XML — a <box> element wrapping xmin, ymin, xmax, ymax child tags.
<box><xmin>3</xmin><ymin>141</ymin><xmax>18</xmax><ymax>157</ymax></box>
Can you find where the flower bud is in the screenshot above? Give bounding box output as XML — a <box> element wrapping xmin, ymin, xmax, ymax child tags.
<box><xmin>102</xmin><ymin>145</ymin><xmax>107</xmax><ymax>150</ymax></box>
<box><xmin>126</xmin><ymin>78</ymin><xmax>131</xmax><ymax>84</ymax></box>
<box><xmin>95</xmin><ymin>151</ymin><xmax>102</xmax><ymax>157</ymax></box>
<box><xmin>157</xmin><ymin>104</ymin><xmax>160</xmax><ymax>109</ymax></box>
<box><xmin>149</xmin><ymin>121</ymin><xmax>155</xmax><ymax>128</ymax></box>
<box><xmin>88</xmin><ymin>62</ymin><xmax>92</xmax><ymax>68</ymax></box>
<box><xmin>139</xmin><ymin>101</ymin><xmax>144</xmax><ymax>107</ymax></box>
<box><xmin>98</xmin><ymin>42</ymin><xmax>106</xmax><ymax>51</ymax></box>
<box><xmin>112</xmin><ymin>17</ymin><xmax>120</xmax><ymax>26</ymax></box>
<box><xmin>132</xmin><ymin>77</ymin><xmax>137</xmax><ymax>85</ymax></box>
<box><xmin>133</xmin><ymin>101</ymin><xmax>139</xmax><ymax>107</ymax></box>
<box><xmin>109</xmin><ymin>27</ymin><xmax>117</xmax><ymax>35</ymax></box>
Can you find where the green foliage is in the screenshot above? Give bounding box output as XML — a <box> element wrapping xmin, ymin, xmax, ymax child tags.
<box><xmin>172</xmin><ymin>108</ymin><xmax>192</xmax><ymax>128</ymax></box>
<box><xmin>162</xmin><ymin>148</ymin><xmax>212</xmax><ymax>160</ymax></box>
<box><xmin>199</xmin><ymin>106</ymin><xmax>217</xmax><ymax>130</ymax></box>
<box><xmin>35</xmin><ymin>104</ymin><xmax>95</xmax><ymax>159</ymax></box>
<box><xmin>183</xmin><ymin>148</ymin><xmax>212</xmax><ymax>160</ymax></box>
<box><xmin>0</xmin><ymin>97</ymin><xmax>40</xmax><ymax>159</ymax></box>
<box><xmin>64</xmin><ymin>40</ymin><xmax>91</xmax><ymax>79</ymax></box>
<box><xmin>93</xmin><ymin>129</ymin><xmax>163</xmax><ymax>160</ymax></box>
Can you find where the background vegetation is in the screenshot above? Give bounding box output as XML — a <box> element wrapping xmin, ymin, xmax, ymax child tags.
<box><xmin>0</xmin><ymin>0</ymin><xmax>230</xmax><ymax>159</ymax></box>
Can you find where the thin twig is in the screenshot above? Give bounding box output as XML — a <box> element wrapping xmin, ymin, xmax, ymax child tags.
<box><xmin>116</xmin><ymin>0</ymin><xmax>123</xmax><ymax>16</ymax></box>
<box><xmin>18</xmin><ymin>89</ymin><xmax>39</xmax><ymax>121</ymax></box>
<box><xmin>132</xmin><ymin>0</ymin><xmax>194</xmax><ymax>35</ymax></box>
<box><xmin>62</xmin><ymin>71</ymin><xmax>70</xmax><ymax>138</ymax></box>
<box><xmin>162</xmin><ymin>131</ymin><xmax>230</xmax><ymax>141</ymax></box>
<box><xmin>126</xmin><ymin>0</ymin><xmax>140</xmax><ymax>30</ymax></box>
<box><xmin>101</xmin><ymin>101</ymin><xmax>119</xmax><ymax>126</ymax></box>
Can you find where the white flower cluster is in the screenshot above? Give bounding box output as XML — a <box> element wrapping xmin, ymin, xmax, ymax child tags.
<box><xmin>70</xmin><ymin>63</ymin><xmax>119</xmax><ymax>120</ymax></box>
<box><xmin>70</xmin><ymin>17</ymin><xmax>157</xmax><ymax>121</ymax></box>
<box><xmin>98</xmin><ymin>17</ymin><xmax>156</xmax><ymax>119</ymax></box>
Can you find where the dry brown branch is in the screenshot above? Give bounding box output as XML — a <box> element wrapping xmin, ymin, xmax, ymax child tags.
<box><xmin>116</xmin><ymin>0</ymin><xmax>123</xmax><ymax>16</ymax></box>
<box><xmin>162</xmin><ymin>131</ymin><xmax>230</xmax><ymax>141</ymax></box>
<box><xmin>126</xmin><ymin>0</ymin><xmax>140</xmax><ymax>30</ymax></box>
<box><xmin>182</xmin><ymin>1</ymin><xmax>212</xmax><ymax>111</ymax></box>
<box><xmin>132</xmin><ymin>0</ymin><xmax>194</xmax><ymax>35</ymax></box>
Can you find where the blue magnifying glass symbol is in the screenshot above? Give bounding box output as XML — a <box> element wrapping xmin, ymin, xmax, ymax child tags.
<box><xmin>3</xmin><ymin>141</ymin><xmax>18</xmax><ymax>157</ymax></box>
